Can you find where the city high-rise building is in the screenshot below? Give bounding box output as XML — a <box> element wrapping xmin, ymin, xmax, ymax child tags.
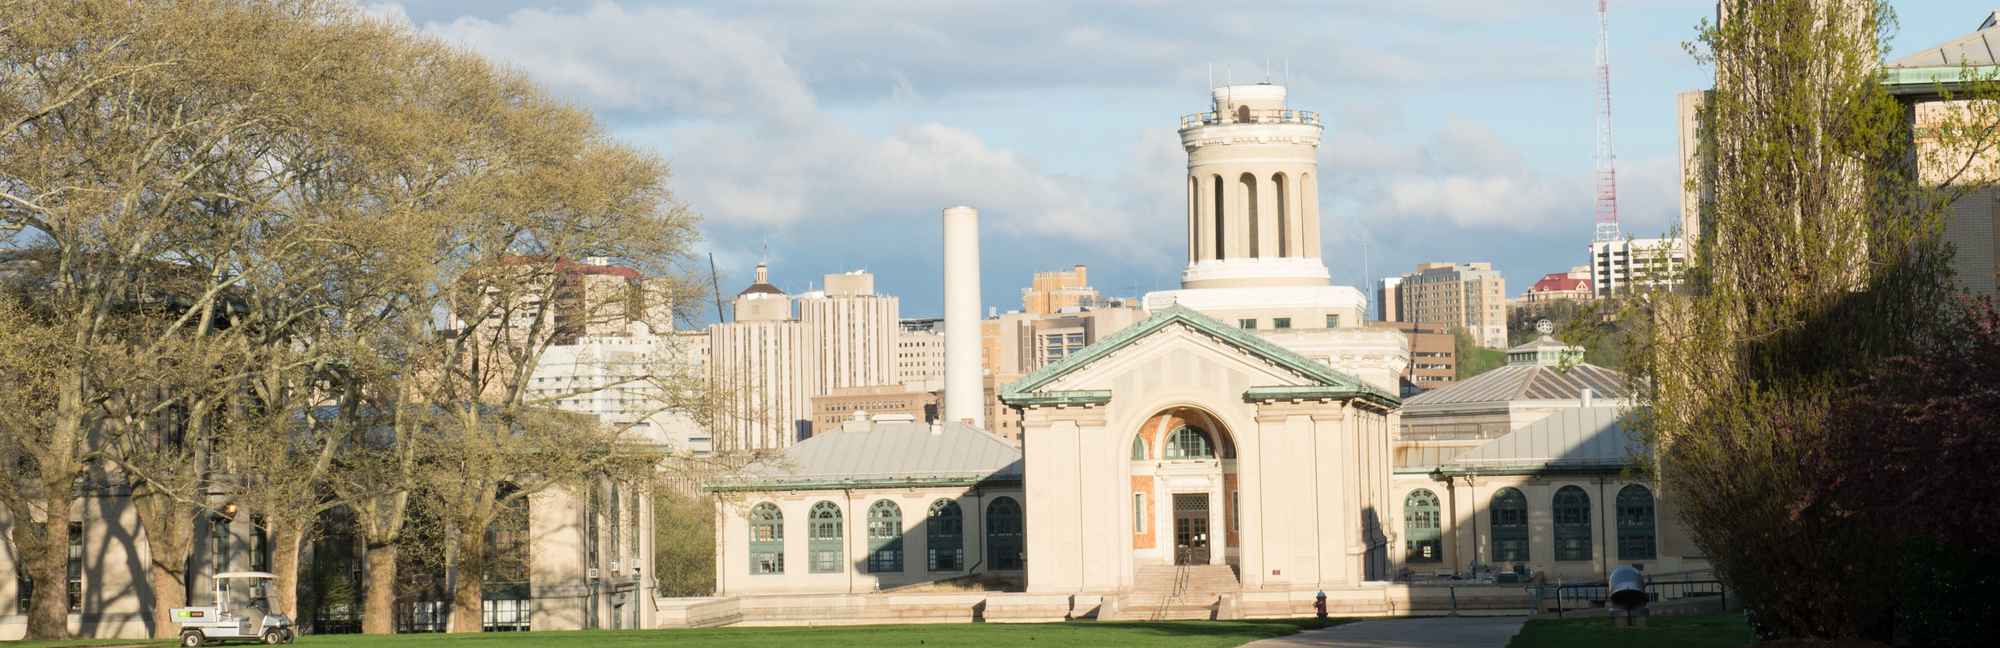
<box><xmin>1588</xmin><ymin>238</ymin><xmax>1687</xmax><ymax>297</ymax></box>
<box><xmin>708</xmin><ymin>263</ymin><xmax>815</xmax><ymax>450</ymax></box>
<box><xmin>1022</xmin><ymin>264</ymin><xmax>1100</xmax><ymax>314</ymax></box>
<box><xmin>894</xmin><ymin>318</ymin><xmax>947</xmax><ymax>392</ymax></box>
<box><xmin>797</xmin><ymin>270</ymin><xmax>900</xmax><ymax>397</ymax></box>
<box><xmin>1376</xmin><ymin>277</ymin><xmax>1402</xmax><ymax>322</ymax></box>
<box><xmin>1391</xmin><ymin>262</ymin><xmax>1508</xmax><ymax>349</ymax></box>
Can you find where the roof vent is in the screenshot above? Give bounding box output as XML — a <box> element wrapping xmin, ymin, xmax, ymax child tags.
<box><xmin>1581</xmin><ymin>387</ymin><xmax>1595</xmax><ymax>407</ymax></box>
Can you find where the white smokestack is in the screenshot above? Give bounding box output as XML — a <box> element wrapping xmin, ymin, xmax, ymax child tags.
<box><xmin>943</xmin><ymin>206</ymin><xmax>984</xmax><ymax>429</ymax></box>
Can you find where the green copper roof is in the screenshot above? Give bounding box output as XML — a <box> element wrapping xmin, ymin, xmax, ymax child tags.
<box><xmin>999</xmin><ymin>305</ymin><xmax>1399</xmax><ymax>407</ymax></box>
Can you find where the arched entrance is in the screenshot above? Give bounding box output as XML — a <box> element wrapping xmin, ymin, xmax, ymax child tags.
<box><xmin>1129</xmin><ymin>407</ymin><xmax>1238</xmax><ymax>567</ymax></box>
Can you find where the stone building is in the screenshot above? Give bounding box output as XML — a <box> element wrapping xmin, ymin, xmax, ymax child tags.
<box><xmin>810</xmin><ymin>384</ymin><xmax>939</xmax><ymax>431</ymax></box>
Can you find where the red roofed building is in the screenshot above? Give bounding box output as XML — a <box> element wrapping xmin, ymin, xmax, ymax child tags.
<box><xmin>1522</xmin><ymin>267</ymin><xmax>1595</xmax><ymax>305</ymax></box>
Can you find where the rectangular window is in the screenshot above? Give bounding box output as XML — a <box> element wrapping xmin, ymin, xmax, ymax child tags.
<box><xmin>1134</xmin><ymin>493</ymin><xmax>1146</xmax><ymax>534</ymax></box>
<box><xmin>1325</xmin><ymin>314</ymin><xmax>1341</xmax><ymax>328</ymax></box>
<box><xmin>250</xmin><ymin>515</ymin><xmax>270</xmax><ymax>573</ymax></box>
<box><xmin>1273</xmin><ymin>318</ymin><xmax>1291</xmax><ymax>329</ymax></box>
<box><xmin>209</xmin><ymin>515</ymin><xmax>231</xmax><ymax>575</ymax></box>
<box><xmin>67</xmin><ymin>521</ymin><xmax>82</xmax><ymax>612</ymax></box>
<box><xmin>1230</xmin><ymin>491</ymin><xmax>1239</xmax><ymax>532</ymax></box>
<box><xmin>1238</xmin><ymin>319</ymin><xmax>1257</xmax><ymax>330</ymax></box>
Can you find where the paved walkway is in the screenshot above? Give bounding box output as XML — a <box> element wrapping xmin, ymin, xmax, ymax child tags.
<box><xmin>1242</xmin><ymin>616</ymin><xmax>1528</xmax><ymax>648</ymax></box>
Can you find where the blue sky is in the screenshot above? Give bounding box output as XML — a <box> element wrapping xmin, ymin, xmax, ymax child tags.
<box><xmin>371</xmin><ymin>1</ymin><xmax>1980</xmax><ymax>320</ymax></box>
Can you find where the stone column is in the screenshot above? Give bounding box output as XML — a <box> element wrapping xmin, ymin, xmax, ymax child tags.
<box><xmin>1195</xmin><ymin>175</ymin><xmax>1215</xmax><ymax>262</ymax></box>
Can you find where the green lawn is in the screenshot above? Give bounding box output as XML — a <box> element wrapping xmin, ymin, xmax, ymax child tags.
<box><xmin>1507</xmin><ymin>614</ymin><xmax>1752</xmax><ymax>648</ymax></box>
<box><xmin>16</xmin><ymin>619</ymin><xmax>1348</xmax><ymax>648</ymax></box>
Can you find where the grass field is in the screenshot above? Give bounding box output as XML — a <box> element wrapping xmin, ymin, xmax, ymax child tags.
<box><xmin>13</xmin><ymin>618</ymin><xmax>1348</xmax><ymax>648</ymax></box>
<box><xmin>1506</xmin><ymin>613</ymin><xmax>1752</xmax><ymax>648</ymax></box>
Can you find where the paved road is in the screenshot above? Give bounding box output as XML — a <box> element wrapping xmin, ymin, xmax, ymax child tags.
<box><xmin>1242</xmin><ymin>616</ymin><xmax>1528</xmax><ymax>648</ymax></box>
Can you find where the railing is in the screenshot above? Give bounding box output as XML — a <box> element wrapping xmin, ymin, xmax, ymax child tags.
<box><xmin>1151</xmin><ymin>564</ymin><xmax>1192</xmax><ymax>622</ymax></box>
<box><xmin>1180</xmin><ymin>108</ymin><xmax>1322</xmax><ymax>129</ymax></box>
<box><xmin>1546</xmin><ymin>578</ymin><xmax>1727</xmax><ymax>617</ymax></box>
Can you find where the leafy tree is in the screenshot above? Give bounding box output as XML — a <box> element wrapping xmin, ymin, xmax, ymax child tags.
<box><xmin>1451</xmin><ymin>328</ymin><xmax>1505</xmax><ymax>380</ymax></box>
<box><xmin>1628</xmin><ymin>0</ymin><xmax>2000</xmax><ymax>641</ymax></box>
<box><xmin>653</xmin><ymin>490</ymin><xmax>716</xmax><ymax>597</ymax></box>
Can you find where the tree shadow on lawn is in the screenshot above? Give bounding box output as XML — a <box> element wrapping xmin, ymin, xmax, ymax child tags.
<box><xmin>277</xmin><ymin>618</ymin><xmax>1353</xmax><ymax>648</ymax></box>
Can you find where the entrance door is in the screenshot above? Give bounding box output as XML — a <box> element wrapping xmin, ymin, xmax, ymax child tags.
<box><xmin>1173</xmin><ymin>493</ymin><xmax>1211</xmax><ymax>565</ymax></box>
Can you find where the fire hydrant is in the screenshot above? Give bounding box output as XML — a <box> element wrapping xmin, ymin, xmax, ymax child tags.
<box><xmin>1314</xmin><ymin>590</ymin><xmax>1328</xmax><ymax>619</ymax></box>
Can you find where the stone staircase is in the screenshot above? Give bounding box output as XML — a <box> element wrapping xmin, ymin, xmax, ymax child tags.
<box><xmin>1102</xmin><ymin>564</ymin><xmax>1241</xmax><ymax>621</ymax></box>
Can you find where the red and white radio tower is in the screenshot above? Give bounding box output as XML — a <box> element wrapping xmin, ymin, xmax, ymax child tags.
<box><xmin>1592</xmin><ymin>0</ymin><xmax>1622</xmax><ymax>242</ymax></box>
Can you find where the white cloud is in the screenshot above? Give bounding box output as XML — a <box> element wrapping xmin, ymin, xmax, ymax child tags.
<box><xmin>421</xmin><ymin>2</ymin><xmax>817</xmax><ymax>123</ymax></box>
<box><xmin>401</xmin><ymin>2</ymin><xmax>1167</xmax><ymax>253</ymax></box>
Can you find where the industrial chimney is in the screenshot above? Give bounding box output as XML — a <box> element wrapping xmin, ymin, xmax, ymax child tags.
<box><xmin>942</xmin><ymin>206</ymin><xmax>984</xmax><ymax>428</ymax></box>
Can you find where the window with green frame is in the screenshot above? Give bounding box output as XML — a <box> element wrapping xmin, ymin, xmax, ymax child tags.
<box><xmin>1164</xmin><ymin>426</ymin><xmax>1214</xmax><ymax>460</ymax></box>
<box><xmin>1404</xmin><ymin>489</ymin><xmax>1442</xmax><ymax>563</ymax></box>
<box><xmin>1489</xmin><ymin>488</ymin><xmax>1529</xmax><ymax>563</ymax></box>
<box><xmin>1617</xmin><ymin>485</ymin><xmax>1657</xmax><ymax>560</ymax></box>
<box><xmin>1273</xmin><ymin>317</ymin><xmax>1292</xmax><ymax>329</ymax></box>
<box><xmin>867</xmin><ymin>500</ymin><xmax>903</xmax><ymax>573</ymax></box>
<box><xmin>927</xmin><ymin>499</ymin><xmax>963</xmax><ymax>571</ymax></box>
<box><xmin>1553</xmin><ymin>486</ymin><xmax>1592</xmax><ymax>561</ymax></box>
<box><xmin>808</xmin><ymin>501</ymin><xmax>843</xmax><ymax>574</ymax></box>
<box><xmin>986</xmin><ymin>497</ymin><xmax>1024</xmax><ymax>571</ymax></box>
<box><xmin>748</xmin><ymin>503</ymin><xmax>784</xmax><ymax>575</ymax></box>
<box><xmin>1130</xmin><ymin>434</ymin><xmax>1148</xmax><ymax>460</ymax></box>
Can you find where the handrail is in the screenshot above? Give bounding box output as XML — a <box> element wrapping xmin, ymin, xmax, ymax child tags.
<box><xmin>1179</xmin><ymin>108</ymin><xmax>1323</xmax><ymax>129</ymax></box>
<box><xmin>1548</xmin><ymin>578</ymin><xmax>1728</xmax><ymax>617</ymax></box>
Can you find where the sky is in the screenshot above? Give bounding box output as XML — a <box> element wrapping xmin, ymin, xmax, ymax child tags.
<box><xmin>366</xmin><ymin>1</ymin><xmax>1980</xmax><ymax>321</ymax></box>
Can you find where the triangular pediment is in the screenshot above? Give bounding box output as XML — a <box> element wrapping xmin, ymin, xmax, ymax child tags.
<box><xmin>997</xmin><ymin>306</ymin><xmax>1398</xmax><ymax>408</ymax></box>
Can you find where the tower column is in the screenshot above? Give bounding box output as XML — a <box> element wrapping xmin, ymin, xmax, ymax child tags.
<box><xmin>1229</xmin><ymin>174</ymin><xmax>1250</xmax><ymax>259</ymax></box>
<box><xmin>1304</xmin><ymin>172</ymin><xmax>1321</xmax><ymax>258</ymax></box>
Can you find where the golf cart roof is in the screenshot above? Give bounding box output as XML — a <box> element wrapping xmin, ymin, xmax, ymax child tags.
<box><xmin>215</xmin><ymin>571</ymin><xmax>277</xmax><ymax>580</ymax></box>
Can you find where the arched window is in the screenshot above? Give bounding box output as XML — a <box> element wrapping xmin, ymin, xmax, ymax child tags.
<box><xmin>1273</xmin><ymin>172</ymin><xmax>1290</xmax><ymax>257</ymax></box>
<box><xmin>1235</xmin><ymin>104</ymin><xmax>1251</xmax><ymax>123</ymax></box>
<box><xmin>1240</xmin><ymin>173</ymin><xmax>1259</xmax><ymax>257</ymax></box>
<box><xmin>1212</xmin><ymin>175</ymin><xmax>1226</xmax><ymax>260</ymax></box>
<box><xmin>987</xmin><ymin>497</ymin><xmax>1024</xmax><ymax>571</ymax></box>
<box><xmin>927</xmin><ymin>499</ymin><xmax>963</xmax><ymax>572</ymax></box>
<box><xmin>1404</xmin><ymin>489</ymin><xmax>1442</xmax><ymax>563</ymax></box>
<box><xmin>808</xmin><ymin>501</ymin><xmax>843</xmax><ymax>574</ymax></box>
<box><xmin>1165</xmin><ymin>426</ymin><xmax>1214</xmax><ymax>460</ymax></box>
<box><xmin>1553</xmin><ymin>486</ymin><xmax>1592</xmax><ymax>562</ymax></box>
<box><xmin>1617</xmin><ymin>485</ymin><xmax>1657</xmax><ymax>560</ymax></box>
<box><xmin>867</xmin><ymin>500</ymin><xmax>903</xmax><ymax>573</ymax></box>
<box><xmin>1130</xmin><ymin>434</ymin><xmax>1148</xmax><ymax>461</ymax></box>
<box><xmin>1490</xmin><ymin>488</ymin><xmax>1529</xmax><ymax>563</ymax></box>
<box><xmin>749</xmin><ymin>503</ymin><xmax>783</xmax><ymax>575</ymax></box>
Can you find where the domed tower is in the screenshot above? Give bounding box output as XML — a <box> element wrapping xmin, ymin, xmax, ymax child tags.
<box><xmin>1179</xmin><ymin>83</ymin><xmax>1326</xmax><ymax>289</ymax></box>
<box><xmin>1146</xmin><ymin>84</ymin><xmax>1366</xmax><ymax>333</ymax></box>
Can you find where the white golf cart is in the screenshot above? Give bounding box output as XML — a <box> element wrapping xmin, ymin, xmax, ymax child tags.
<box><xmin>170</xmin><ymin>571</ymin><xmax>295</xmax><ymax>646</ymax></box>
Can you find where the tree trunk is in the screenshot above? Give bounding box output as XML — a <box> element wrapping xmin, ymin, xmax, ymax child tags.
<box><xmin>130</xmin><ymin>483</ymin><xmax>194</xmax><ymax>639</ymax></box>
<box><xmin>447</xmin><ymin>530</ymin><xmax>485</xmax><ymax>633</ymax></box>
<box><xmin>145</xmin><ymin>554</ymin><xmax>187</xmax><ymax>640</ymax></box>
<box><xmin>270</xmin><ymin>518</ymin><xmax>307</xmax><ymax>623</ymax></box>
<box><xmin>25</xmin><ymin>494</ymin><xmax>72</xmax><ymax>640</ymax></box>
<box><xmin>362</xmin><ymin>543</ymin><xmax>398</xmax><ymax>635</ymax></box>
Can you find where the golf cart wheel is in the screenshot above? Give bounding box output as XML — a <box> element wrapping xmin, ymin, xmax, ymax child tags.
<box><xmin>179</xmin><ymin>630</ymin><xmax>206</xmax><ymax>647</ymax></box>
<box><xmin>263</xmin><ymin>628</ymin><xmax>286</xmax><ymax>644</ymax></box>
